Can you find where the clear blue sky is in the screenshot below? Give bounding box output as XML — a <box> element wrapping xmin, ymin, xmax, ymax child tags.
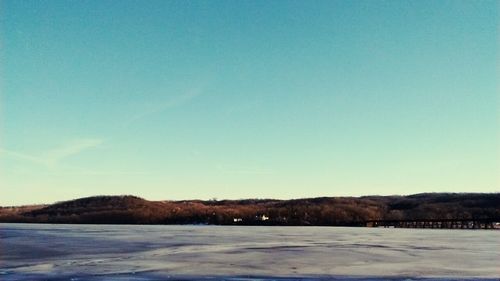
<box><xmin>1</xmin><ymin>0</ymin><xmax>498</xmax><ymax>205</ymax></box>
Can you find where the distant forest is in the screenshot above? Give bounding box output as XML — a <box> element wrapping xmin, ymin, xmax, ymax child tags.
<box><xmin>0</xmin><ymin>193</ymin><xmax>499</xmax><ymax>226</ymax></box>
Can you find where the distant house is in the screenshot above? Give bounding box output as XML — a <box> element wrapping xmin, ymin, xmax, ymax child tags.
<box><xmin>258</xmin><ymin>215</ymin><xmax>269</xmax><ymax>221</ymax></box>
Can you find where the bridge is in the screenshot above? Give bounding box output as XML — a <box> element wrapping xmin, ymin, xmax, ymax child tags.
<box><xmin>364</xmin><ymin>218</ymin><xmax>500</xmax><ymax>229</ymax></box>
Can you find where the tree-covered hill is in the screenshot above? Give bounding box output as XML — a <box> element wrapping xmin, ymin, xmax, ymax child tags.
<box><xmin>1</xmin><ymin>193</ymin><xmax>498</xmax><ymax>226</ymax></box>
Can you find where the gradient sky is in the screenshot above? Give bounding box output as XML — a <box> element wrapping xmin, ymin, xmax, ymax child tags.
<box><xmin>1</xmin><ymin>0</ymin><xmax>498</xmax><ymax>205</ymax></box>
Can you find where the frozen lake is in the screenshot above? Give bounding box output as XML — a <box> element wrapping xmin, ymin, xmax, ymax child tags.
<box><xmin>0</xmin><ymin>224</ymin><xmax>499</xmax><ymax>280</ymax></box>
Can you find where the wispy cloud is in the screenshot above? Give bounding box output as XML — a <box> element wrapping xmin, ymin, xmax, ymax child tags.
<box><xmin>41</xmin><ymin>138</ymin><xmax>103</xmax><ymax>168</ymax></box>
<box><xmin>0</xmin><ymin>138</ymin><xmax>103</xmax><ymax>169</ymax></box>
<box><xmin>126</xmin><ymin>87</ymin><xmax>203</xmax><ymax>125</ymax></box>
<box><xmin>1</xmin><ymin>138</ymin><xmax>153</xmax><ymax>177</ymax></box>
<box><xmin>0</xmin><ymin>149</ymin><xmax>48</xmax><ymax>166</ymax></box>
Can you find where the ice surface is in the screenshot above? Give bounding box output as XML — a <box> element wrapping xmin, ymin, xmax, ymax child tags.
<box><xmin>0</xmin><ymin>224</ymin><xmax>499</xmax><ymax>280</ymax></box>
